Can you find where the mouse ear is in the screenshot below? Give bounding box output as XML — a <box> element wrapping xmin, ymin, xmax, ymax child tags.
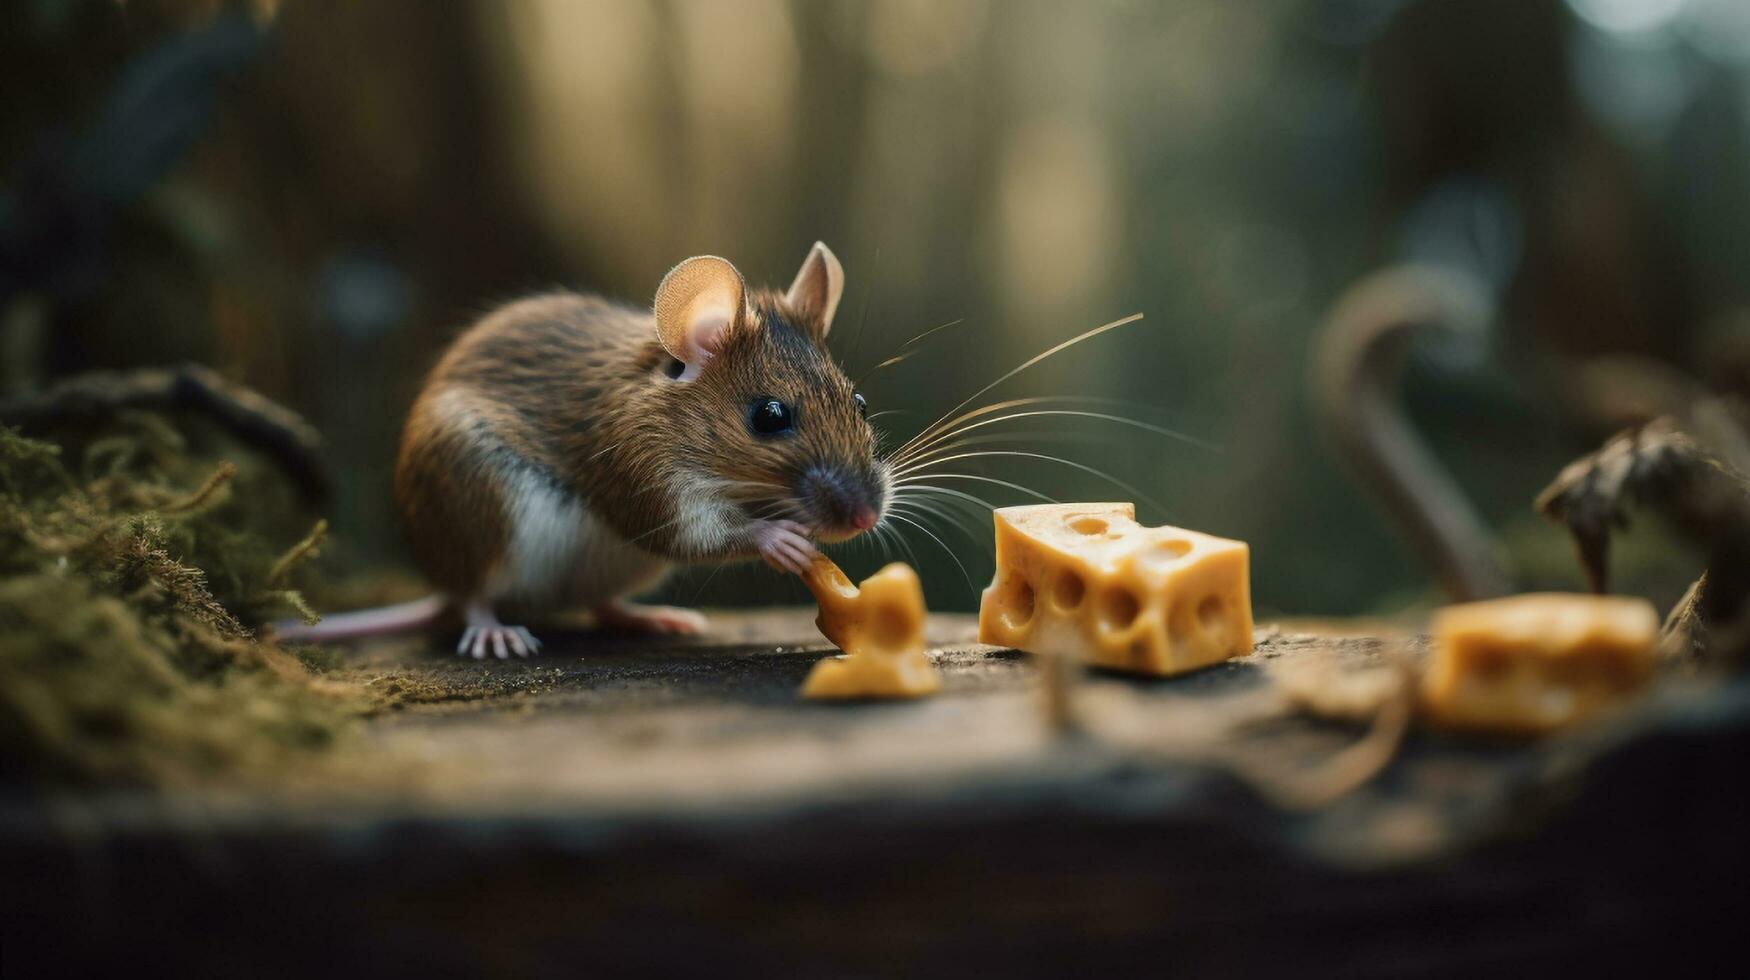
<box><xmin>654</xmin><ymin>255</ymin><xmax>747</xmax><ymax>377</ymax></box>
<box><xmin>784</xmin><ymin>241</ymin><xmax>845</xmax><ymax>338</ymax></box>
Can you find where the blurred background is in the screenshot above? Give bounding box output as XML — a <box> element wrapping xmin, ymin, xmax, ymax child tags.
<box><xmin>3</xmin><ymin>0</ymin><xmax>1747</xmax><ymax>616</ymax></box>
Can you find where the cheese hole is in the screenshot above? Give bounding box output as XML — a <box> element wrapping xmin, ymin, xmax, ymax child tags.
<box><xmin>1555</xmin><ymin>644</ymin><xmax>1635</xmax><ymax>690</ymax></box>
<box><xmin>1099</xmin><ymin>587</ymin><xmax>1140</xmax><ymax>632</ymax></box>
<box><xmin>1196</xmin><ymin>595</ymin><xmax>1223</xmax><ymax>630</ymax></box>
<box><xmin>1544</xmin><ymin>655</ymin><xmax>1587</xmax><ymax>686</ymax></box>
<box><xmin>1597</xmin><ymin>657</ymin><xmax>1641</xmax><ymax>691</ymax></box>
<box><xmin>1144</xmin><ymin>539</ymin><xmax>1194</xmax><ymax>571</ymax></box>
<box><xmin>1068</xmin><ymin>516</ymin><xmax>1108</xmax><ymax>535</ymax></box>
<box><xmin>1053</xmin><ymin>570</ymin><xmax>1087</xmax><ymax>611</ymax></box>
<box><xmin>1469</xmin><ymin>648</ymin><xmax>1510</xmax><ymax>679</ymax></box>
<box><xmin>1001</xmin><ymin>578</ymin><xmax>1036</xmax><ymax>630</ymax></box>
<box><xmin>1538</xmin><ymin>687</ymin><xmax>1575</xmax><ymax>723</ymax></box>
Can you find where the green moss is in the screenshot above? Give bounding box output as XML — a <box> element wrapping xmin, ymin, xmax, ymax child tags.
<box><xmin>0</xmin><ymin>414</ymin><xmax>355</xmax><ymax>788</ymax></box>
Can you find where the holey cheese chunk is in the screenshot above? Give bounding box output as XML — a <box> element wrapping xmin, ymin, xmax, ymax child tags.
<box><xmin>1423</xmin><ymin>594</ymin><xmax>1659</xmax><ymax>735</ymax></box>
<box><xmin>798</xmin><ymin>556</ymin><xmax>942</xmax><ymax>700</ymax></box>
<box><xmin>978</xmin><ymin>503</ymin><xmax>1254</xmax><ymax>676</ymax></box>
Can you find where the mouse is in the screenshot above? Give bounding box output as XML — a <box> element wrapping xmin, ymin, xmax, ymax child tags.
<box><xmin>275</xmin><ymin>242</ymin><xmax>890</xmax><ymax>658</ymax></box>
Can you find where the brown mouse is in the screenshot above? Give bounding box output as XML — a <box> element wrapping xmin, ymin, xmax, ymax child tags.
<box><xmin>277</xmin><ymin>243</ymin><xmax>890</xmax><ymax>657</ymax></box>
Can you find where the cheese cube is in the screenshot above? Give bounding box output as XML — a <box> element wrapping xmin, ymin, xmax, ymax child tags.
<box><xmin>1422</xmin><ymin>593</ymin><xmax>1659</xmax><ymax>735</ymax></box>
<box><xmin>978</xmin><ymin>503</ymin><xmax>1254</xmax><ymax>676</ymax></box>
<box><xmin>799</xmin><ymin>556</ymin><xmax>942</xmax><ymax>700</ymax></box>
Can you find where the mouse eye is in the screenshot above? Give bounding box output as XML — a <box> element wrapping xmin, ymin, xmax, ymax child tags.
<box><xmin>852</xmin><ymin>392</ymin><xmax>867</xmax><ymax>419</ymax></box>
<box><xmin>750</xmin><ymin>397</ymin><xmax>794</xmax><ymax>436</ymax></box>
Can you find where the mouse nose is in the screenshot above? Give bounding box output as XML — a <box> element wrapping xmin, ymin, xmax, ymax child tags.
<box><xmin>800</xmin><ymin>465</ymin><xmax>883</xmax><ymax>536</ymax></box>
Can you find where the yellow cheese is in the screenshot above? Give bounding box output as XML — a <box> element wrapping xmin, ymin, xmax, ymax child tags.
<box><xmin>1422</xmin><ymin>593</ymin><xmax>1658</xmax><ymax>736</ymax></box>
<box><xmin>978</xmin><ymin>502</ymin><xmax>1254</xmax><ymax>676</ymax></box>
<box><xmin>798</xmin><ymin>556</ymin><xmax>942</xmax><ymax>700</ymax></box>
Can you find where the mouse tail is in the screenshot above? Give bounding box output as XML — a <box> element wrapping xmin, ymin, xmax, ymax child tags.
<box><xmin>271</xmin><ymin>594</ymin><xmax>449</xmax><ymax>644</ymax></box>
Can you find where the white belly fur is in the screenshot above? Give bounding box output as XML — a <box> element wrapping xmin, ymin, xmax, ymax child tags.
<box><xmin>488</xmin><ymin>465</ymin><xmax>669</xmax><ymax>609</ymax></box>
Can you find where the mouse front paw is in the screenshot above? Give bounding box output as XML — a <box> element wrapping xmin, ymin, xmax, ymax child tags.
<box><xmin>751</xmin><ymin>518</ymin><xmax>819</xmax><ymax>575</ymax></box>
<box><xmin>457</xmin><ymin>601</ymin><xmax>542</xmax><ymax>659</ymax></box>
<box><xmin>457</xmin><ymin>624</ymin><xmax>542</xmax><ymax>659</ymax></box>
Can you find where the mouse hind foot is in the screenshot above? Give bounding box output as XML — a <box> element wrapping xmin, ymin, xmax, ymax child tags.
<box><xmin>595</xmin><ymin>600</ymin><xmax>708</xmax><ymax>635</ymax></box>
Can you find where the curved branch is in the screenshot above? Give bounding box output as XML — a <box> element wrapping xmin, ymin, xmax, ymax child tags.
<box><xmin>1312</xmin><ymin>265</ymin><xmax>1512</xmax><ymax>601</ymax></box>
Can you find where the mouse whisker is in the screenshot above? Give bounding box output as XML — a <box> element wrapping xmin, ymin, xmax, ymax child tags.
<box><xmin>892</xmin><ymin>430</ymin><xmax>1133</xmax><ymax>475</ymax></box>
<box><xmin>887</xmin><ymin>313</ymin><xmax>1144</xmax><ymax>463</ymax></box>
<box><xmin>742</xmin><ymin>498</ymin><xmax>811</xmax><ymax>530</ymax></box>
<box><xmin>887</xmin><ymin>497</ymin><xmax>994</xmax><ymax>562</ymax></box>
<box><xmin>890</xmin><ymin>473</ymin><xmax>1058</xmax><ymax>505</ymax></box>
<box><xmin>892</xmin><ymin>450</ymin><xmax>1169</xmax><ymax>519</ymax></box>
<box><xmin>890</xmin><ymin>408</ymin><xmax>1214</xmax><ymax>470</ymax></box>
<box><xmin>888</xmin><ymin>395</ymin><xmax>1063</xmax><ymax>465</ymax></box>
<box><xmin>726</xmin><ymin>490</ymin><xmax>790</xmax><ymax>508</ymax></box>
<box><xmin>892</xmin><ymin>481</ymin><xmax>1007</xmax><ymax>515</ymax></box>
<box><xmin>623</xmin><ymin>515</ymin><xmax>683</xmax><ymax>546</ymax></box>
<box><xmin>854</xmin><ymin>317</ymin><xmax>966</xmax><ymax>386</ymax></box>
<box><xmin>888</xmin><ymin>395</ymin><xmax>1077</xmax><ymax>464</ymax></box>
<box><xmin>859</xmin><ymin>351</ymin><xmax>921</xmax><ymax>382</ymax></box>
<box><xmin>741</xmin><ymin>499</ymin><xmax>792</xmax><ymax>519</ymax></box>
<box><xmin>718</xmin><ymin>479</ymin><xmax>789</xmax><ymax>496</ymax></box>
<box><xmin>871</xmin><ymin>522</ymin><xmax>899</xmax><ymax>565</ymax></box>
<box><xmin>887</xmin><ymin>395</ymin><xmax>1205</xmax><ymax>468</ymax></box>
<box><xmin>841</xmin><ymin>245</ymin><xmax>881</xmax><ymax>370</ymax></box>
<box><xmin>684</xmin><ymin>559</ymin><xmax>732</xmax><ymax>603</ymax></box>
<box><xmin>892</xmin><ymin>316</ymin><xmax>969</xmax><ymax>358</ymax></box>
<box><xmin>720</xmin><ymin>480</ymin><xmax>794</xmax><ymax>507</ymax></box>
<box><xmin>847</xmin><ymin>518</ymin><xmax>881</xmax><ymax>562</ymax></box>
<box><xmin>895</xmin><ymin>483</ymin><xmax>999</xmax><ymax>531</ymax></box>
<box><xmin>883</xmin><ymin>510</ymin><xmax>976</xmax><ymax>596</ymax></box>
<box><xmin>873</xmin><ymin>510</ymin><xmax>925</xmax><ymax>572</ymax></box>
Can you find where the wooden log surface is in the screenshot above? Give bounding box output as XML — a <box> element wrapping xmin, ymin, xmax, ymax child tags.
<box><xmin>4</xmin><ymin>611</ymin><xmax>1747</xmax><ymax>977</ymax></box>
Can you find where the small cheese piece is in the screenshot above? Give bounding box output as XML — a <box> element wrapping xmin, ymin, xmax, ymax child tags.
<box><xmin>978</xmin><ymin>503</ymin><xmax>1254</xmax><ymax>676</ymax></box>
<box><xmin>798</xmin><ymin>556</ymin><xmax>942</xmax><ymax>700</ymax></box>
<box><xmin>1422</xmin><ymin>593</ymin><xmax>1658</xmax><ymax>735</ymax></box>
